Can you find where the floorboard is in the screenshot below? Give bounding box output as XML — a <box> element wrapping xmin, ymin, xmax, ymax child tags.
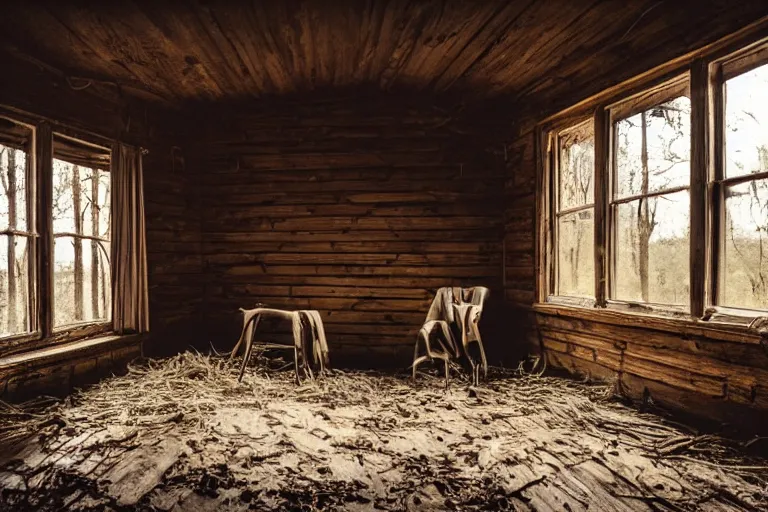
<box><xmin>0</xmin><ymin>352</ymin><xmax>766</xmax><ymax>511</ymax></box>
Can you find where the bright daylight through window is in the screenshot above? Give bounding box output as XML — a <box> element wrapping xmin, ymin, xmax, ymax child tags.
<box><xmin>612</xmin><ymin>94</ymin><xmax>691</xmax><ymax>306</ymax></box>
<box><xmin>0</xmin><ymin>136</ymin><xmax>32</xmax><ymax>337</ymax></box>
<box><xmin>556</xmin><ymin>121</ymin><xmax>594</xmax><ymax>298</ymax></box>
<box><xmin>545</xmin><ymin>39</ymin><xmax>768</xmax><ymax>318</ymax></box>
<box><xmin>52</xmin><ymin>156</ymin><xmax>111</xmax><ymax>327</ymax></box>
<box><xmin>721</xmin><ymin>63</ymin><xmax>768</xmax><ymax>310</ymax></box>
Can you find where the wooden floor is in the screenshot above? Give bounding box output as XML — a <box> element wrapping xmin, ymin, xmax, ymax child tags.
<box><xmin>0</xmin><ymin>352</ymin><xmax>766</xmax><ymax>511</ymax></box>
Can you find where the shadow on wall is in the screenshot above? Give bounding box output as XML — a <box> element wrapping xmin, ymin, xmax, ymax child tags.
<box><xmin>144</xmin><ymin>292</ymin><xmax>536</xmax><ymax>373</ymax></box>
<box><xmin>143</xmin><ymin>317</ymin><xmax>211</xmax><ymax>358</ymax></box>
<box><xmin>478</xmin><ymin>296</ymin><xmax>534</xmax><ymax>369</ymax></box>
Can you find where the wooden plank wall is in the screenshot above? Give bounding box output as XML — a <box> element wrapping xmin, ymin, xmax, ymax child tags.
<box><xmin>196</xmin><ymin>94</ymin><xmax>505</xmax><ymax>366</ymax></box>
<box><xmin>143</xmin><ymin>141</ymin><xmax>204</xmax><ymax>352</ymax></box>
<box><xmin>503</xmin><ymin>125</ymin><xmax>541</xmax><ymax>356</ymax></box>
<box><xmin>504</xmin><ymin>122</ymin><xmax>768</xmax><ymax>427</ymax></box>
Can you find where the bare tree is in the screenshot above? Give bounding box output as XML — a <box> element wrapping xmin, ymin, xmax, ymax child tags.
<box><xmin>100</xmin><ymin>175</ymin><xmax>111</xmax><ymax>316</ymax></box>
<box><xmin>0</xmin><ymin>148</ymin><xmax>18</xmax><ymax>332</ymax></box>
<box><xmin>72</xmin><ymin>165</ymin><xmax>83</xmax><ymax>321</ymax></box>
<box><xmin>618</xmin><ymin>101</ymin><xmax>689</xmax><ymax>302</ymax></box>
<box><xmin>560</xmin><ymin>126</ymin><xmax>594</xmax><ymax>292</ymax></box>
<box><xmin>726</xmin><ymin>143</ymin><xmax>768</xmax><ymax>305</ymax></box>
<box><xmin>91</xmin><ymin>171</ymin><xmax>100</xmax><ymax>319</ymax></box>
<box><xmin>637</xmin><ymin>111</ymin><xmax>654</xmax><ymax>302</ymax></box>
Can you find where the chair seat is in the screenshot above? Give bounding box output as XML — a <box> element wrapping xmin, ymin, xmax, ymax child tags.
<box><xmin>413</xmin><ymin>286</ymin><xmax>489</xmax><ymax>387</ymax></box>
<box><xmin>231</xmin><ymin>307</ymin><xmax>330</xmax><ymax>384</ymax></box>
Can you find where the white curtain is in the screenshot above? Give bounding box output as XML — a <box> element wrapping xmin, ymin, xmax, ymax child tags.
<box><xmin>111</xmin><ymin>143</ymin><xmax>150</xmax><ymax>333</ymax></box>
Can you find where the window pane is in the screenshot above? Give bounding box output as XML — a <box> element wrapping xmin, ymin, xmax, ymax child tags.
<box><xmin>54</xmin><ymin>237</ymin><xmax>112</xmax><ymax>327</ymax></box>
<box><xmin>613</xmin><ymin>191</ymin><xmax>690</xmax><ymax>305</ymax></box>
<box><xmin>0</xmin><ymin>144</ymin><xmax>28</xmax><ymax>231</ymax></box>
<box><xmin>722</xmin><ymin>179</ymin><xmax>768</xmax><ymax>309</ymax></box>
<box><xmin>0</xmin><ymin>235</ymin><xmax>31</xmax><ymax>336</ymax></box>
<box><xmin>557</xmin><ymin>209</ymin><xmax>594</xmax><ymax>297</ymax></box>
<box><xmin>97</xmin><ymin>170</ymin><xmax>111</xmax><ymax>239</ymax></box>
<box><xmin>54</xmin><ymin>236</ymin><xmax>77</xmax><ymax>327</ymax></box>
<box><xmin>81</xmin><ymin>166</ymin><xmax>96</xmax><ymax>236</ymax></box>
<box><xmin>53</xmin><ymin>159</ymin><xmax>76</xmax><ymax>234</ymax></box>
<box><xmin>83</xmin><ymin>239</ymin><xmax>111</xmax><ymax>322</ymax></box>
<box><xmin>558</xmin><ymin>122</ymin><xmax>594</xmax><ymax>211</ymax></box>
<box><xmin>725</xmin><ymin>64</ymin><xmax>768</xmax><ymax>179</ymax></box>
<box><xmin>615</xmin><ymin>96</ymin><xmax>691</xmax><ymax>199</ymax></box>
<box><xmin>53</xmin><ymin>157</ymin><xmax>111</xmax><ymax>327</ymax></box>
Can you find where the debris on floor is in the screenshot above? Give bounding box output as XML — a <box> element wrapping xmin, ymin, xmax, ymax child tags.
<box><xmin>0</xmin><ymin>351</ymin><xmax>766</xmax><ymax>511</ymax></box>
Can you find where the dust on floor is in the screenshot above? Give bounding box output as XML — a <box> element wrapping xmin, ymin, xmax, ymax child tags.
<box><xmin>0</xmin><ymin>351</ymin><xmax>766</xmax><ymax>511</ymax></box>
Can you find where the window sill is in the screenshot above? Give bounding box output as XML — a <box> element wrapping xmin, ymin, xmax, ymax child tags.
<box><xmin>532</xmin><ymin>301</ymin><xmax>764</xmax><ymax>346</ymax></box>
<box><xmin>0</xmin><ymin>333</ymin><xmax>144</xmax><ymax>374</ymax></box>
<box><xmin>0</xmin><ymin>322</ymin><xmax>113</xmax><ymax>359</ymax></box>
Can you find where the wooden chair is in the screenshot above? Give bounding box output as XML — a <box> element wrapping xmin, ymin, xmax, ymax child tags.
<box><xmin>412</xmin><ymin>286</ymin><xmax>489</xmax><ymax>387</ymax></box>
<box><xmin>230</xmin><ymin>307</ymin><xmax>330</xmax><ymax>384</ymax></box>
<box><xmin>412</xmin><ymin>319</ymin><xmax>459</xmax><ymax>389</ymax></box>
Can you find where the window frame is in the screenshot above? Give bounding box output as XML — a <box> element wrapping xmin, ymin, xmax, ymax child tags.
<box><xmin>552</xmin><ymin>119</ymin><xmax>596</xmax><ymax>299</ymax></box>
<box><xmin>605</xmin><ymin>75</ymin><xmax>692</xmax><ymax>312</ymax></box>
<box><xmin>709</xmin><ymin>38</ymin><xmax>768</xmax><ymax>320</ymax></box>
<box><xmin>51</xmin><ymin>134</ymin><xmax>112</xmax><ymax>332</ymax></box>
<box><xmin>0</xmin><ymin>115</ymin><xmax>39</xmax><ymax>342</ymax></box>
<box><xmin>536</xmin><ymin>23</ymin><xmax>768</xmax><ymax>327</ymax></box>
<box><xmin>0</xmin><ymin>110</ymin><xmax>115</xmax><ymax>356</ymax></box>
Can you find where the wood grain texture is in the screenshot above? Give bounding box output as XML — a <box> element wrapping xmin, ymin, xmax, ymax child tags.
<box><xmin>504</xmin><ymin>19</ymin><xmax>768</xmax><ymax>423</ymax></box>
<box><xmin>195</xmin><ymin>94</ymin><xmax>504</xmax><ymax>361</ymax></box>
<box><xmin>1</xmin><ymin>0</ymin><xmax>766</xmax><ymax>113</ymax></box>
<box><xmin>0</xmin><ymin>51</ymin><xmax>203</xmax><ymax>355</ymax></box>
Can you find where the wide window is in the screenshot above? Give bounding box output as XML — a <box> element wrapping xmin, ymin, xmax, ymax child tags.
<box><xmin>0</xmin><ymin>115</ymin><xmax>120</xmax><ymax>349</ymax></box>
<box><xmin>540</xmin><ymin>36</ymin><xmax>768</xmax><ymax>322</ymax></box>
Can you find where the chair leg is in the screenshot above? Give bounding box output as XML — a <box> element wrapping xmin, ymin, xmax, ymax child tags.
<box><xmin>238</xmin><ymin>333</ymin><xmax>254</xmax><ymax>382</ymax></box>
<box><xmin>468</xmin><ymin>359</ymin><xmax>477</xmax><ymax>387</ymax></box>
<box><xmin>304</xmin><ymin>347</ymin><xmax>315</xmax><ymax>382</ymax></box>
<box><xmin>443</xmin><ymin>358</ymin><xmax>450</xmax><ymax>390</ymax></box>
<box><xmin>298</xmin><ymin>313</ymin><xmax>315</xmax><ymax>382</ymax></box>
<box><xmin>438</xmin><ymin>322</ymin><xmax>459</xmax><ymax>359</ymax></box>
<box><xmin>239</xmin><ymin>313</ymin><xmax>264</xmax><ymax>382</ymax></box>
<box><xmin>472</xmin><ymin>320</ymin><xmax>488</xmax><ymax>380</ymax></box>
<box><xmin>412</xmin><ymin>355</ymin><xmax>429</xmax><ymax>381</ymax></box>
<box><xmin>231</xmin><ymin>312</ymin><xmax>252</xmax><ymax>361</ymax></box>
<box><xmin>230</xmin><ymin>332</ymin><xmax>244</xmax><ymax>362</ymax></box>
<box><xmin>413</xmin><ymin>329</ymin><xmax>427</xmax><ymax>381</ymax></box>
<box><xmin>293</xmin><ymin>346</ymin><xmax>302</xmax><ymax>385</ymax></box>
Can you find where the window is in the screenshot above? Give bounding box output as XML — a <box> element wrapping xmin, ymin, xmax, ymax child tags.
<box><xmin>52</xmin><ymin>135</ymin><xmax>112</xmax><ymax>329</ymax></box>
<box><xmin>539</xmin><ymin>34</ymin><xmax>768</xmax><ymax>322</ymax></box>
<box><xmin>718</xmin><ymin>57</ymin><xmax>768</xmax><ymax>311</ymax></box>
<box><xmin>555</xmin><ymin>121</ymin><xmax>594</xmax><ymax>297</ymax></box>
<box><xmin>52</xmin><ymin>143</ymin><xmax>111</xmax><ymax>327</ymax></box>
<box><xmin>0</xmin><ymin>116</ymin><xmax>115</xmax><ymax>346</ymax></box>
<box><xmin>610</xmin><ymin>82</ymin><xmax>691</xmax><ymax>307</ymax></box>
<box><xmin>0</xmin><ymin>119</ymin><xmax>34</xmax><ymax>338</ymax></box>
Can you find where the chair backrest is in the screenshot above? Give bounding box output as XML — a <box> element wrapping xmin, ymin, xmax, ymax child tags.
<box><xmin>425</xmin><ymin>287</ymin><xmax>456</xmax><ymax>323</ymax></box>
<box><xmin>424</xmin><ymin>286</ymin><xmax>489</xmax><ymax>324</ymax></box>
<box><xmin>463</xmin><ymin>286</ymin><xmax>489</xmax><ymax>306</ymax></box>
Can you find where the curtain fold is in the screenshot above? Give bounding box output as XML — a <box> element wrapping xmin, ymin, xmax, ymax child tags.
<box><xmin>111</xmin><ymin>143</ymin><xmax>150</xmax><ymax>333</ymax></box>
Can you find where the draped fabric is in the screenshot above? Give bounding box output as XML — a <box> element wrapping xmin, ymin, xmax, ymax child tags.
<box><xmin>424</xmin><ymin>286</ymin><xmax>490</xmax><ymax>343</ymax></box>
<box><xmin>111</xmin><ymin>143</ymin><xmax>150</xmax><ymax>333</ymax></box>
<box><xmin>425</xmin><ymin>287</ymin><xmax>490</xmax><ymax>324</ymax></box>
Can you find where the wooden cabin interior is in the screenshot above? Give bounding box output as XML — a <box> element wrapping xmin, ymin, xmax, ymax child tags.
<box><xmin>1</xmin><ymin>1</ymin><xmax>768</xmax><ymax>510</ymax></box>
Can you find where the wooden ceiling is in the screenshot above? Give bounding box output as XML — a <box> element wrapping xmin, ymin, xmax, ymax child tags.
<box><xmin>1</xmin><ymin>1</ymin><xmax>767</xmax><ymax>111</ymax></box>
